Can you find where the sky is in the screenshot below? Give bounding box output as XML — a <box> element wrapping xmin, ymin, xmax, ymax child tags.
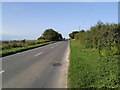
<box><xmin>2</xmin><ymin>2</ymin><xmax>118</xmax><ymax>40</ymax></box>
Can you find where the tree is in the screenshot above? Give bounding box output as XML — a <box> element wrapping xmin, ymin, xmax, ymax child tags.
<box><xmin>57</xmin><ymin>33</ymin><xmax>63</xmax><ymax>40</ymax></box>
<box><xmin>38</xmin><ymin>29</ymin><xmax>63</xmax><ymax>41</ymax></box>
<box><xmin>69</xmin><ymin>31</ymin><xmax>79</xmax><ymax>39</ymax></box>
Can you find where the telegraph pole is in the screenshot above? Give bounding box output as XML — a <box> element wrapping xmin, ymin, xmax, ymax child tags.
<box><xmin>79</xmin><ymin>26</ymin><xmax>80</xmax><ymax>31</ymax></box>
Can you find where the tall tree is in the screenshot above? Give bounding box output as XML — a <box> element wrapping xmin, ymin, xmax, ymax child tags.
<box><xmin>38</xmin><ymin>29</ymin><xmax>63</xmax><ymax>41</ymax></box>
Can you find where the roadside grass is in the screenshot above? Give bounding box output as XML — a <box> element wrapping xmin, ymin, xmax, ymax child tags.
<box><xmin>0</xmin><ymin>41</ymin><xmax>55</xmax><ymax>57</ymax></box>
<box><xmin>68</xmin><ymin>40</ymin><xmax>119</xmax><ymax>88</ymax></box>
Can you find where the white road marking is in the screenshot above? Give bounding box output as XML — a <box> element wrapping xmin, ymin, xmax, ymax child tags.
<box><xmin>35</xmin><ymin>52</ymin><xmax>43</xmax><ymax>57</ymax></box>
<box><xmin>0</xmin><ymin>70</ymin><xmax>4</xmax><ymax>74</ymax></box>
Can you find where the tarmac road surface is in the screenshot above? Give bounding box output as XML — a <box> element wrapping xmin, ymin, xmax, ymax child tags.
<box><xmin>2</xmin><ymin>40</ymin><xmax>69</xmax><ymax>88</ymax></box>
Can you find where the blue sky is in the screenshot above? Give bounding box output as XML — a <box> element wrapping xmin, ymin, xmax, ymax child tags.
<box><xmin>2</xmin><ymin>2</ymin><xmax>118</xmax><ymax>40</ymax></box>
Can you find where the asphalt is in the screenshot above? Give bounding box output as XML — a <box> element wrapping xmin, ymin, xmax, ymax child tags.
<box><xmin>2</xmin><ymin>40</ymin><xmax>69</xmax><ymax>88</ymax></box>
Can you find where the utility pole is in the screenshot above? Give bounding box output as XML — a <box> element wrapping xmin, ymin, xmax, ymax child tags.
<box><xmin>79</xmin><ymin>26</ymin><xmax>80</xmax><ymax>31</ymax></box>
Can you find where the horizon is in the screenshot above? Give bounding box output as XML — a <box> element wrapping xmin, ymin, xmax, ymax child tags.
<box><xmin>2</xmin><ymin>2</ymin><xmax>118</xmax><ymax>40</ymax></box>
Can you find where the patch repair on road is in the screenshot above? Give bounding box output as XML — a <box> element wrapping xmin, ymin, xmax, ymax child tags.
<box><xmin>52</xmin><ymin>62</ymin><xmax>62</xmax><ymax>67</ymax></box>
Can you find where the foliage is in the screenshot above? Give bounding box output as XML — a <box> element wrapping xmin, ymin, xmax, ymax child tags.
<box><xmin>68</xmin><ymin>40</ymin><xmax>119</xmax><ymax>88</ymax></box>
<box><xmin>0</xmin><ymin>40</ymin><xmax>49</xmax><ymax>50</ymax></box>
<box><xmin>68</xmin><ymin>21</ymin><xmax>120</xmax><ymax>88</ymax></box>
<box><xmin>74</xmin><ymin>22</ymin><xmax>120</xmax><ymax>57</ymax></box>
<box><xmin>38</xmin><ymin>29</ymin><xmax>63</xmax><ymax>41</ymax></box>
<box><xmin>69</xmin><ymin>31</ymin><xmax>79</xmax><ymax>39</ymax></box>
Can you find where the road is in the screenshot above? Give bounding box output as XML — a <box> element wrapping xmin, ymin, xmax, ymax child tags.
<box><xmin>2</xmin><ymin>40</ymin><xmax>69</xmax><ymax>88</ymax></box>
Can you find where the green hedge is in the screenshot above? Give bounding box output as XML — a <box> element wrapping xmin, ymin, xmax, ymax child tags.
<box><xmin>75</xmin><ymin>22</ymin><xmax>120</xmax><ymax>57</ymax></box>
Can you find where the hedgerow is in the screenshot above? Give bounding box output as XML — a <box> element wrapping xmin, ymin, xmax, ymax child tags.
<box><xmin>75</xmin><ymin>21</ymin><xmax>120</xmax><ymax>57</ymax></box>
<box><xmin>68</xmin><ymin>21</ymin><xmax>120</xmax><ymax>88</ymax></box>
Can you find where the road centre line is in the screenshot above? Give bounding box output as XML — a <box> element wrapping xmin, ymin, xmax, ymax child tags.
<box><xmin>35</xmin><ymin>52</ymin><xmax>43</xmax><ymax>57</ymax></box>
<box><xmin>0</xmin><ymin>70</ymin><xmax>5</xmax><ymax>74</ymax></box>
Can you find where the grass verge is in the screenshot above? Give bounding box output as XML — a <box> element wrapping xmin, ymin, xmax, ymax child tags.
<box><xmin>1</xmin><ymin>41</ymin><xmax>55</xmax><ymax>57</ymax></box>
<box><xmin>68</xmin><ymin>39</ymin><xmax>119</xmax><ymax>89</ymax></box>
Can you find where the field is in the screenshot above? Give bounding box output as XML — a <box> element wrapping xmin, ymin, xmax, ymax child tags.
<box><xmin>0</xmin><ymin>40</ymin><xmax>55</xmax><ymax>57</ymax></box>
<box><xmin>68</xmin><ymin>40</ymin><xmax>119</xmax><ymax>88</ymax></box>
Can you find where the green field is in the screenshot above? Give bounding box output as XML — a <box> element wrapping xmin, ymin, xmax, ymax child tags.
<box><xmin>68</xmin><ymin>40</ymin><xmax>119</xmax><ymax>88</ymax></box>
<box><xmin>0</xmin><ymin>40</ymin><xmax>55</xmax><ymax>57</ymax></box>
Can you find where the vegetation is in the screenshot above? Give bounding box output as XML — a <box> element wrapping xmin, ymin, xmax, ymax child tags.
<box><xmin>68</xmin><ymin>39</ymin><xmax>119</xmax><ymax>89</ymax></box>
<box><xmin>0</xmin><ymin>40</ymin><xmax>55</xmax><ymax>57</ymax></box>
<box><xmin>38</xmin><ymin>29</ymin><xmax>63</xmax><ymax>41</ymax></box>
<box><xmin>68</xmin><ymin>21</ymin><xmax>120</xmax><ymax>88</ymax></box>
<box><xmin>1</xmin><ymin>29</ymin><xmax>64</xmax><ymax>57</ymax></box>
<box><xmin>1</xmin><ymin>40</ymin><xmax>49</xmax><ymax>50</ymax></box>
<box><xmin>69</xmin><ymin>31</ymin><xmax>79</xmax><ymax>39</ymax></box>
<box><xmin>75</xmin><ymin>21</ymin><xmax>120</xmax><ymax>56</ymax></box>
<box><xmin>0</xmin><ymin>41</ymin><xmax>55</xmax><ymax>57</ymax></box>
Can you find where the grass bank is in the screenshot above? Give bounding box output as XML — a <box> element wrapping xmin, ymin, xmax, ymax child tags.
<box><xmin>68</xmin><ymin>40</ymin><xmax>119</xmax><ymax>89</ymax></box>
<box><xmin>1</xmin><ymin>41</ymin><xmax>55</xmax><ymax>57</ymax></box>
